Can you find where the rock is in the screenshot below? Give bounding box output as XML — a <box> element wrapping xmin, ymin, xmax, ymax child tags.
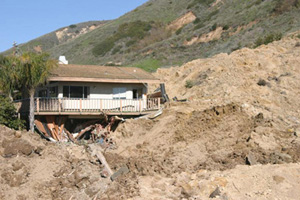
<box><xmin>209</xmin><ymin>186</ymin><xmax>221</xmax><ymax>198</ymax></box>
<box><xmin>246</xmin><ymin>152</ymin><xmax>258</xmax><ymax>165</ymax></box>
<box><xmin>14</xmin><ymin>131</ymin><xmax>22</xmax><ymax>138</ymax></box>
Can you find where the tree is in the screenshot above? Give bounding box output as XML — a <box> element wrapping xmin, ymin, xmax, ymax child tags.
<box><xmin>0</xmin><ymin>96</ymin><xmax>24</xmax><ymax>130</ymax></box>
<box><xmin>20</xmin><ymin>52</ymin><xmax>57</xmax><ymax>132</ymax></box>
<box><xmin>0</xmin><ymin>55</ymin><xmax>22</xmax><ymax>101</ymax></box>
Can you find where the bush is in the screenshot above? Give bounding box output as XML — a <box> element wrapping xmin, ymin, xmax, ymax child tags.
<box><xmin>273</xmin><ymin>0</ymin><xmax>299</xmax><ymax>15</ymax></box>
<box><xmin>223</xmin><ymin>25</ymin><xmax>229</xmax><ymax>30</ymax></box>
<box><xmin>211</xmin><ymin>23</ymin><xmax>217</xmax><ymax>31</ymax></box>
<box><xmin>297</xmin><ymin>34</ymin><xmax>300</xmax><ymax>39</ymax></box>
<box><xmin>193</xmin><ymin>18</ymin><xmax>201</xmax><ymax>24</ymax></box>
<box><xmin>176</xmin><ymin>27</ymin><xmax>183</xmax><ymax>35</ymax></box>
<box><xmin>69</xmin><ymin>24</ymin><xmax>77</xmax><ymax>28</ymax></box>
<box><xmin>185</xmin><ymin>80</ymin><xmax>195</xmax><ymax>88</ymax></box>
<box><xmin>0</xmin><ymin>96</ymin><xmax>24</xmax><ymax>130</ymax></box>
<box><xmin>254</xmin><ymin>33</ymin><xmax>282</xmax><ymax>47</ymax></box>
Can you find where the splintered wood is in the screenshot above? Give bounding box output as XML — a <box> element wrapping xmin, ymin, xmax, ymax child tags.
<box><xmin>34</xmin><ymin>115</ymin><xmax>123</xmax><ymax>145</ymax></box>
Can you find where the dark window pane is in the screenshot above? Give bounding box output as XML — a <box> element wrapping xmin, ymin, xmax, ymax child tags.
<box><xmin>49</xmin><ymin>86</ymin><xmax>58</xmax><ymax>98</ymax></box>
<box><xmin>70</xmin><ymin>86</ymin><xmax>83</xmax><ymax>98</ymax></box>
<box><xmin>63</xmin><ymin>86</ymin><xmax>69</xmax><ymax>98</ymax></box>
<box><xmin>84</xmin><ymin>86</ymin><xmax>89</xmax><ymax>98</ymax></box>
<box><xmin>38</xmin><ymin>90</ymin><xmax>47</xmax><ymax>97</ymax></box>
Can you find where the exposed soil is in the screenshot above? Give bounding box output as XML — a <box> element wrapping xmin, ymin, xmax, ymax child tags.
<box><xmin>1</xmin><ymin>34</ymin><xmax>300</xmax><ymax>199</ymax></box>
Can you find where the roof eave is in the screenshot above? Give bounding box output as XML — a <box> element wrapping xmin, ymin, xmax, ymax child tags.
<box><xmin>48</xmin><ymin>77</ymin><xmax>161</xmax><ymax>84</ymax></box>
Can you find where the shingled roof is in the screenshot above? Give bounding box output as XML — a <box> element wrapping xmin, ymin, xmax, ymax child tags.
<box><xmin>48</xmin><ymin>64</ymin><xmax>160</xmax><ymax>83</ymax></box>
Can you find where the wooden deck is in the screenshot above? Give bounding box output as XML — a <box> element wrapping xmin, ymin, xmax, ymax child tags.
<box><xmin>16</xmin><ymin>98</ymin><xmax>161</xmax><ymax>116</ymax></box>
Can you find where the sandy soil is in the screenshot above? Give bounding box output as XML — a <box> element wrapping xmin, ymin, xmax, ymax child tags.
<box><xmin>0</xmin><ymin>33</ymin><xmax>300</xmax><ymax>200</ymax></box>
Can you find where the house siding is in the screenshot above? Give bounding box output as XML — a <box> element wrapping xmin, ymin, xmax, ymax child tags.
<box><xmin>41</xmin><ymin>82</ymin><xmax>147</xmax><ymax>99</ymax></box>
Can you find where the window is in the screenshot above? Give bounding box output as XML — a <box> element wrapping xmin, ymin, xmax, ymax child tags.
<box><xmin>63</xmin><ymin>86</ymin><xmax>89</xmax><ymax>98</ymax></box>
<box><xmin>113</xmin><ymin>87</ymin><xmax>126</xmax><ymax>99</ymax></box>
<box><xmin>38</xmin><ymin>89</ymin><xmax>47</xmax><ymax>98</ymax></box>
<box><xmin>49</xmin><ymin>86</ymin><xmax>58</xmax><ymax>98</ymax></box>
<box><xmin>133</xmin><ymin>89</ymin><xmax>143</xmax><ymax>99</ymax></box>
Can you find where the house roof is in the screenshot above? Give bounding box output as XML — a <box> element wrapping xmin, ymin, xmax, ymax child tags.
<box><xmin>49</xmin><ymin>64</ymin><xmax>160</xmax><ymax>84</ymax></box>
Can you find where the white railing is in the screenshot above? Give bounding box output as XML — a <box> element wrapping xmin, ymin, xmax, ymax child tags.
<box><xmin>32</xmin><ymin>98</ymin><xmax>160</xmax><ymax>114</ymax></box>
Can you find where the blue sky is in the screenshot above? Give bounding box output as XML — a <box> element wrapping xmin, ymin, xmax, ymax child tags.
<box><xmin>0</xmin><ymin>0</ymin><xmax>148</xmax><ymax>52</ymax></box>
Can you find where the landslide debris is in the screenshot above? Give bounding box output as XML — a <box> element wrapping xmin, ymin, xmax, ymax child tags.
<box><xmin>103</xmin><ymin>34</ymin><xmax>300</xmax><ymax>199</ymax></box>
<box><xmin>0</xmin><ymin>125</ymin><xmax>110</xmax><ymax>200</ymax></box>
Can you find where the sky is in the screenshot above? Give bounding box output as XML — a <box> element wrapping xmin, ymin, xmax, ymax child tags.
<box><xmin>0</xmin><ymin>0</ymin><xmax>148</xmax><ymax>52</ymax></box>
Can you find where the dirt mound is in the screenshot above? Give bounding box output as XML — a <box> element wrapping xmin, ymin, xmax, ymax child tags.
<box><xmin>103</xmin><ymin>35</ymin><xmax>300</xmax><ymax>199</ymax></box>
<box><xmin>103</xmin><ymin>102</ymin><xmax>300</xmax><ymax>199</ymax></box>
<box><xmin>0</xmin><ymin>125</ymin><xmax>110</xmax><ymax>200</ymax></box>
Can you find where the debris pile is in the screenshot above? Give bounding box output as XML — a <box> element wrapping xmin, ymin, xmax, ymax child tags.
<box><xmin>34</xmin><ymin>115</ymin><xmax>124</xmax><ymax>147</ymax></box>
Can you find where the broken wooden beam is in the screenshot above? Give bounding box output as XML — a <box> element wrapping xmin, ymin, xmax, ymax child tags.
<box><xmin>90</xmin><ymin>145</ymin><xmax>114</xmax><ymax>178</ymax></box>
<box><xmin>64</xmin><ymin>128</ymin><xmax>77</xmax><ymax>144</ymax></box>
<box><xmin>75</xmin><ymin>125</ymin><xmax>95</xmax><ymax>140</ymax></box>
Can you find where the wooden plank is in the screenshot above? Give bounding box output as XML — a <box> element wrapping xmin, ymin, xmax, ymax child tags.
<box><xmin>90</xmin><ymin>145</ymin><xmax>114</xmax><ymax>178</ymax></box>
<box><xmin>64</xmin><ymin>128</ymin><xmax>77</xmax><ymax>143</ymax></box>
<box><xmin>46</xmin><ymin>116</ymin><xmax>59</xmax><ymax>141</ymax></box>
<box><xmin>34</xmin><ymin>119</ymin><xmax>49</xmax><ymax>137</ymax></box>
<box><xmin>75</xmin><ymin>125</ymin><xmax>95</xmax><ymax>140</ymax></box>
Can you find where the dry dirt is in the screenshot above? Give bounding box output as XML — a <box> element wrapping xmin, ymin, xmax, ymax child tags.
<box><xmin>1</xmin><ymin>33</ymin><xmax>300</xmax><ymax>200</ymax></box>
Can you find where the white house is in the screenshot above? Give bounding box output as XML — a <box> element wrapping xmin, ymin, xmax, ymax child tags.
<box><xmin>30</xmin><ymin>64</ymin><xmax>161</xmax><ymax>116</ymax></box>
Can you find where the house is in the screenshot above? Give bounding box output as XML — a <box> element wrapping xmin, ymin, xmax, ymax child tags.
<box><xmin>18</xmin><ymin>64</ymin><xmax>161</xmax><ymax>117</ymax></box>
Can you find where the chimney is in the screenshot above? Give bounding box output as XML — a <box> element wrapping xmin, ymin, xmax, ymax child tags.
<box><xmin>58</xmin><ymin>56</ymin><xmax>68</xmax><ymax>64</ymax></box>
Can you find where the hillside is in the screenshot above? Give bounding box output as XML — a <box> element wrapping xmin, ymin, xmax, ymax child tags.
<box><xmin>3</xmin><ymin>21</ymin><xmax>108</xmax><ymax>55</ymax></box>
<box><xmin>3</xmin><ymin>0</ymin><xmax>300</xmax><ymax>71</ymax></box>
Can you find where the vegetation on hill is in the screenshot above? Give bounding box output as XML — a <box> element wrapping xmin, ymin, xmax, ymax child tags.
<box><xmin>2</xmin><ymin>0</ymin><xmax>300</xmax><ymax>71</ymax></box>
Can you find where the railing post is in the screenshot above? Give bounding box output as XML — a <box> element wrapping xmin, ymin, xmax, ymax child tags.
<box><xmin>58</xmin><ymin>98</ymin><xmax>61</xmax><ymax>114</ymax></box>
<box><xmin>37</xmin><ymin>98</ymin><xmax>39</xmax><ymax>114</ymax></box>
<box><xmin>139</xmin><ymin>99</ymin><xmax>142</xmax><ymax>113</ymax></box>
<box><xmin>120</xmin><ymin>99</ymin><xmax>122</xmax><ymax>113</ymax></box>
<box><xmin>80</xmin><ymin>99</ymin><xmax>82</xmax><ymax>113</ymax></box>
<box><xmin>100</xmin><ymin>99</ymin><xmax>103</xmax><ymax>111</ymax></box>
<box><xmin>158</xmin><ymin>98</ymin><xmax>160</xmax><ymax>109</ymax></box>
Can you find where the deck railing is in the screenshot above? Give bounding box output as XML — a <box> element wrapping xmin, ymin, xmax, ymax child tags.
<box><xmin>16</xmin><ymin>98</ymin><xmax>161</xmax><ymax>114</ymax></box>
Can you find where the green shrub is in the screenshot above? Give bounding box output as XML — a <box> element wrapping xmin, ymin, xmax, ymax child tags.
<box><xmin>0</xmin><ymin>96</ymin><xmax>24</xmax><ymax>130</ymax></box>
<box><xmin>297</xmin><ymin>34</ymin><xmax>300</xmax><ymax>39</ymax></box>
<box><xmin>176</xmin><ymin>27</ymin><xmax>183</xmax><ymax>35</ymax></box>
<box><xmin>273</xmin><ymin>0</ymin><xmax>299</xmax><ymax>15</ymax></box>
<box><xmin>193</xmin><ymin>17</ymin><xmax>201</xmax><ymax>24</ymax></box>
<box><xmin>185</xmin><ymin>80</ymin><xmax>195</xmax><ymax>88</ymax></box>
<box><xmin>126</xmin><ymin>39</ymin><xmax>137</xmax><ymax>47</ymax></box>
<box><xmin>69</xmin><ymin>24</ymin><xmax>77</xmax><ymax>28</ymax></box>
<box><xmin>223</xmin><ymin>25</ymin><xmax>230</xmax><ymax>30</ymax></box>
<box><xmin>211</xmin><ymin>23</ymin><xmax>217</xmax><ymax>31</ymax></box>
<box><xmin>254</xmin><ymin>33</ymin><xmax>282</xmax><ymax>47</ymax></box>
